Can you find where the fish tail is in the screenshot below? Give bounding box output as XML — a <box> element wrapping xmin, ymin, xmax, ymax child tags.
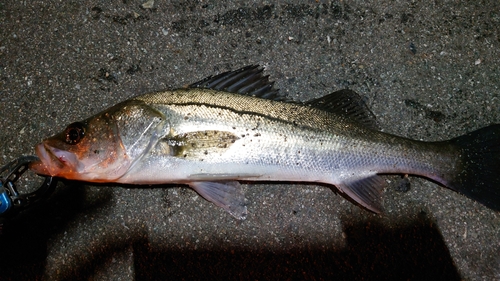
<box><xmin>445</xmin><ymin>124</ymin><xmax>500</xmax><ymax>211</ymax></box>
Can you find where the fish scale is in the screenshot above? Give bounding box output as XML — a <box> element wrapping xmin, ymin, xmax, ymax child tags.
<box><xmin>30</xmin><ymin>65</ymin><xmax>500</xmax><ymax>219</ymax></box>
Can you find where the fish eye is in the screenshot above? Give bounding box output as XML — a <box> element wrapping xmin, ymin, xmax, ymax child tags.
<box><xmin>64</xmin><ymin>122</ymin><xmax>86</xmax><ymax>144</ymax></box>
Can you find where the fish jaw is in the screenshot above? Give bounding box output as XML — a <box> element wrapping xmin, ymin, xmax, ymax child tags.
<box><xmin>31</xmin><ymin>143</ymin><xmax>84</xmax><ymax>178</ymax></box>
<box><xmin>30</xmin><ymin>141</ymin><xmax>132</xmax><ymax>182</ymax></box>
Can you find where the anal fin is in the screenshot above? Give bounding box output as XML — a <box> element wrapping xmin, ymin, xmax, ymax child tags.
<box><xmin>336</xmin><ymin>175</ymin><xmax>386</xmax><ymax>213</ymax></box>
<box><xmin>189</xmin><ymin>181</ymin><xmax>248</xmax><ymax>220</ymax></box>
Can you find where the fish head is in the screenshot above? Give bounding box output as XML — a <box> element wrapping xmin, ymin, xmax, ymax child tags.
<box><xmin>30</xmin><ymin>110</ymin><xmax>132</xmax><ymax>182</ymax></box>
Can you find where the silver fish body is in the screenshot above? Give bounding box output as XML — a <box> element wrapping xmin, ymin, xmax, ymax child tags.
<box><xmin>121</xmin><ymin>89</ymin><xmax>455</xmax><ymax>187</ymax></box>
<box><xmin>30</xmin><ymin>66</ymin><xmax>500</xmax><ymax>219</ymax></box>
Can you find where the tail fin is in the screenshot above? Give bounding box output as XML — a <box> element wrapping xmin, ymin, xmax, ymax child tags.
<box><xmin>446</xmin><ymin>124</ymin><xmax>500</xmax><ymax>211</ymax></box>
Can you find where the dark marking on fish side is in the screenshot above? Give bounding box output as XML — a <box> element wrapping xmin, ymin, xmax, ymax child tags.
<box><xmin>163</xmin><ymin>130</ymin><xmax>240</xmax><ymax>159</ymax></box>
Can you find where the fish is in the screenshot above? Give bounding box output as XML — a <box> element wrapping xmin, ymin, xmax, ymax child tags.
<box><xmin>30</xmin><ymin>65</ymin><xmax>500</xmax><ymax>219</ymax></box>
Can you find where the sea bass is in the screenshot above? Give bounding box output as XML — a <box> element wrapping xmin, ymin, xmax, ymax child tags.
<box><xmin>30</xmin><ymin>65</ymin><xmax>500</xmax><ymax>219</ymax></box>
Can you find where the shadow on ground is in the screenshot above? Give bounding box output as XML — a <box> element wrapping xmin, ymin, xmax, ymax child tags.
<box><xmin>0</xmin><ymin>183</ymin><xmax>112</xmax><ymax>280</ymax></box>
<box><xmin>0</xmin><ymin>190</ymin><xmax>461</xmax><ymax>281</ymax></box>
<box><xmin>132</xmin><ymin>214</ymin><xmax>460</xmax><ymax>281</ymax></box>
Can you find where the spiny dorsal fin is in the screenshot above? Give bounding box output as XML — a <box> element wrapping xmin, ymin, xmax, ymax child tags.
<box><xmin>306</xmin><ymin>89</ymin><xmax>379</xmax><ymax>130</ymax></box>
<box><xmin>189</xmin><ymin>65</ymin><xmax>288</xmax><ymax>101</ymax></box>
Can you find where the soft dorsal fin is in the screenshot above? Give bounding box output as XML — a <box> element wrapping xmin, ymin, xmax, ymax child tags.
<box><xmin>306</xmin><ymin>89</ymin><xmax>378</xmax><ymax>129</ymax></box>
<box><xmin>189</xmin><ymin>65</ymin><xmax>288</xmax><ymax>101</ymax></box>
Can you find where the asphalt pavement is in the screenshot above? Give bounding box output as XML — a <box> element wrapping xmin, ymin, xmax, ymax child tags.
<box><xmin>1</xmin><ymin>1</ymin><xmax>499</xmax><ymax>280</ymax></box>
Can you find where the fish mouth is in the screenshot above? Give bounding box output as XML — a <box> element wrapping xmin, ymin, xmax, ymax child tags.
<box><xmin>30</xmin><ymin>143</ymin><xmax>80</xmax><ymax>177</ymax></box>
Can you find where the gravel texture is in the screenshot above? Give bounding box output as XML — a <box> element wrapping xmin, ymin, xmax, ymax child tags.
<box><xmin>1</xmin><ymin>1</ymin><xmax>499</xmax><ymax>280</ymax></box>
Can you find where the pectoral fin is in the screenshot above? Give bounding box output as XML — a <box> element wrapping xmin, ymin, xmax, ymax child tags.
<box><xmin>336</xmin><ymin>175</ymin><xmax>386</xmax><ymax>213</ymax></box>
<box><xmin>189</xmin><ymin>181</ymin><xmax>248</xmax><ymax>220</ymax></box>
